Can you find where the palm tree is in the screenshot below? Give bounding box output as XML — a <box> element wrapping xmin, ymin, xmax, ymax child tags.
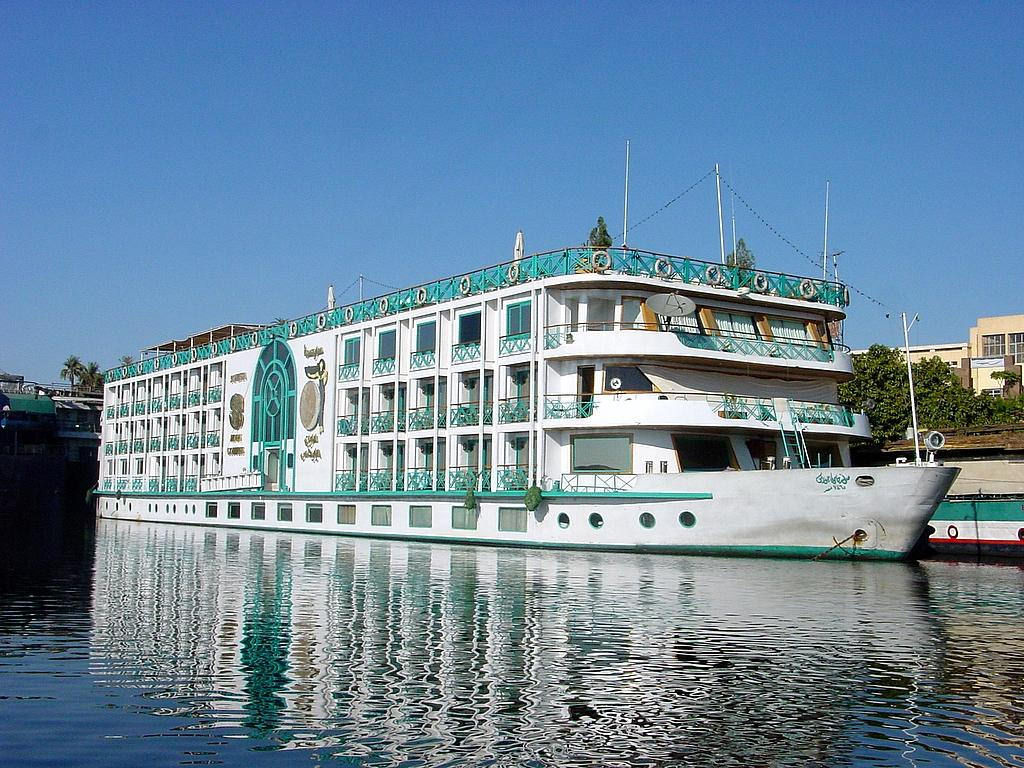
<box><xmin>61</xmin><ymin>355</ymin><xmax>84</xmax><ymax>389</ymax></box>
<box><xmin>82</xmin><ymin>362</ymin><xmax>103</xmax><ymax>392</ymax></box>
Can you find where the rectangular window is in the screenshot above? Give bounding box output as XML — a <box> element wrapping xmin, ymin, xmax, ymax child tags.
<box><xmin>673</xmin><ymin>435</ymin><xmax>734</xmax><ymax>471</ymax></box>
<box><xmin>343</xmin><ymin>337</ymin><xmax>361</xmax><ymax>365</ymax></box>
<box><xmin>337</xmin><ymin>504</ymin><xmax>356</xmax><ymax>524</ymax></box>
<box><xmin>1009</xmin><ymin>332</ymin><xmax>1024</xmax><ymax>363</ymax></box>
<box><xmin>278</xmin><ymin>503</ymin><xmax>293</xmax><ymax>522</ymax></box>
<box><xmin>409</xmin><ymin>505</ymin><xmax>432</xmax><ymax>528</ymax></box>
<box><xmin>451</xmin><ymin>505</ymin><xmax>478</xmax><ymax>530</ymax></box>
<box><xmin>415</xmin><ymin>321</ymin><xmax>436</xmax><ymax>353</ymax></box>
<box><xmin>713</xmin><ymin>311</ymin><xmax>757</xmax><ymax>337</ymax></box>
<box><xmin>458</xmin><ymin>311</ymin><xmax>481</xmax><ymax>343</ymax></box>
<box><xmin>982</xmin><ymin>334</ymin><xmax>1006</xmax><ymax>357</ymax></box>
<box><xmin>371</xmin><ymin>504</ymin><xmax>392</xmax><ymax>526</ymax></box>
<box><xmin>570</xmin><ymin>434</ymin><xmax>632</xmax><ymax>473</ymax></box>
<box><xmin>603</xmin><ymin>365</ymin><xmax>654</xmax><ymax>392</ymax></box>
<box><xmin>306</xmin><ymin>503</ymin><xmax>323</xmax><ymax>523</ymax></box>
<box><xmin>252</xmin><ymin>502</ymin><xmax>265</xmax><ymax>520</ymax></box>
<box><xmin>378</xmin><ymin>329</ymin><xmax>396</xmax><ymax>359</ymax></box>
<box><xmin>205</xmin><ymin>502</ymin><xmax>217</xmax><ymax>518</ymax></box>
<box><xmin>506</xmin><ymin>301</ymin><xmax>531</xmax><ymax>336</ymax></box>
<box><xmin>768</xmin><ymin>317</ymin><xmax>810</xmax><ymax>342</ymax></box>
<box><xmin>498</xmin><ymin>507</ymin><xmax>527</xmax><ymax>533</ymax></box>
<box><xmin>227</xmin><ymin>502</ymin><xmax>240</xmax><ymax>519</ymax></box>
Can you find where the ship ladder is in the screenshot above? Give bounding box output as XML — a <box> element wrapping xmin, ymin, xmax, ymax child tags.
<box><xmin>780</xmin><ymin>404</ymin><xmax>810</xmax><ymax>469</ymax></box>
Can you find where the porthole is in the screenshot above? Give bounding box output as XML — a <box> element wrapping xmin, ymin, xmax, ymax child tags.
<box><xmin>1018</xmin><ymin>528</ymin><xmax>1024</xmax><ymax>542</ymax></box>
<box><xmin>679</xmin><ymin>511</ymin><xmax>697</xmax><ymax>528</ymax></box>
<box><xmin>947</xmin><ymin>525</ymin><xmax>959</xmax><ymax>540</ymax></box>
<box><xmin>639</xmin><ymin>512</ymin><xmax>656</xmax><ymax>529</ymax></box>
<box><xmin>855</xmin><ymin>475</ymin><xmax>875</xmax><ymax>487</ymax></box>
<box><xmin>557</xmin><ymin>512</ymin><xmax>570</xmax><ymax>529</ymax></box>
<box><xmin>589</xmin><ymin>513</ymin><xmax>604</xmax><ymax>529</ymax></box>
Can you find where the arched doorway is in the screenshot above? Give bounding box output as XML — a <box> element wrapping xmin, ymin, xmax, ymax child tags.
<box><xmin>251</xmin><ymin>339</ymin><xmax>296</xmax><ymax>491</ymax></box>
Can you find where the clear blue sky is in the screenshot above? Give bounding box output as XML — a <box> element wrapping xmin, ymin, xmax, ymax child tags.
<box><xmin>3</xmin><ymin>1</ymin><xmax>1022</xmax><ymax>383</ymax></box>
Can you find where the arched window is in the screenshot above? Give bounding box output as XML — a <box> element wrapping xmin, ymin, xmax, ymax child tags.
<box><xmin>252</xmin><ymin>340</ymin><xmax>296</xmax><ymax>446</ymax></box>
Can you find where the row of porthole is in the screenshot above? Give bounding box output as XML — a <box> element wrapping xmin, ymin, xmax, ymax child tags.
<box><xmin>557</xmin><ymin>511</ymin><xmax>697</xmax><ymax>530</ymax></box>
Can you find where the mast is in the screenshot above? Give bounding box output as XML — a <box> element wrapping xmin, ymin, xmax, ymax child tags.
<box><xmin>902</xmin><ymin>312</ymin><xmax>922</xmax><ymax>465</ymax></box>
<box><xmin>715</xmin><ymin>163</ymin><xmax>726</xmax><ymax>265</ymax></box>
<box><xmin>730</xmin><ymin>191</ymin><xmax>737</xmax><ymax>262</ymax></box>
<box><xmin>622</xmin><ymin>140</ymin><xmax>630</xmax><ymax>247</ymax></box>
<box><xmin>822</xmin><ymin>180</ymin><xmax>830</xmax><ymax>280</ymax></box>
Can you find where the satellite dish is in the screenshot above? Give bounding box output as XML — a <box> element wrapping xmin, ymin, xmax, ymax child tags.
<box><xmin>924</xmin><ymin>431</ymin><xmax>945</xmax><ymax>451</ymax></box>
<box><xmin>645</xmin><ymin>293</ymin><xmax>696</xmax><ymax>317</ymax></box>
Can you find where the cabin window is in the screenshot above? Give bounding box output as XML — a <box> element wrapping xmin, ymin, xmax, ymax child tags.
<box><xmin>409</xmin><ymin>505</ymin><xmax>432</xmax><ymax>528</ymax></box>
<box><xmin>587</xmin><ymin>298</ymin><xmax>615</xmax><ymax>330</ymax></box>
<box><xmin>458</xmin><ymin>312</ymin><xmax>481</xmax><ymax>344</ymax></box>
<box><xmin>205</xmin><ymin>502</ymin><xmax>217</xmax><ymax>518</ymax></box>
<box><xmin>343</xmin><ymin>337</ymin><xmax>360</xmax><ymax>365</ymax></box>
<box><xmin>371</xmin><ymin>504</ymin><xmax>392</xmax><ymax>526</ymax></box>
<box><xmin>570</xmin><ymin>434</ymin><xmax>632</xmax><ymax>473</ymax></box>
<box><xmin>506</xmin><ymin>301</ymin><xmax>531</xmax><ymax>336</ymax></box>
<box><xmin>451</xmin><ymin>505</ymin><xmax>478</xmax><ymax>530</ymax></box>
<box><xmin>278</xmin><ymin>503</ymin><xmax>293</xmax><ymax>522</ymax></box>
<box><xmin>603</xmin><ymin>365</ymin><xmax>654</xmax><ymax>393</ymax></box>
<box><xmin>251</xmin><ymin>502</ymin><xmax>265</xmax><ymax>520</ymax></box>
<box><xmin>768</xmin><ymin>317</ymin><xmax>811</xmax><ymax>343</ymax></box>
<box><xmin>713</xmin><ymin>311</ymin><xmax>757</xmax><ymax>338</ymax></box>
<box><xmin>227</xmin><ymin>502</ymin><xmax>240</xmax><ymax>519</ymax></box>
<box><xmin>337</xmin><ymin>504</ymin><xmax>356</xmax><ymax>524</ymax></box>
<box><xmin>673</xmin><ymin>435</ymin><xmax>734</xmax><ymax>471</ymax></box>
<box><xmin>378</xmin><ymin>329</ymin><xmax>396</xmax><ymax>359</ymax></box>
<box><xmin>415</xmin><ymin>321</ymin><xmax>436</xmax><ymax>352</ymax></box>
<box><xmin>498</xmin><ymin>507</ymin><xmax>527</xmax><ymax>533</ymax></box>
<box><xmin>306</xmin><ymin>503</ymin><xmax>323</xmax><ymax>523</ymax></box>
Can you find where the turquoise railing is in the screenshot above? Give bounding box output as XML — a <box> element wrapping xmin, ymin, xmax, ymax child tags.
<box><xmin>372</xmin><ymin>357</ymin><xmax>395</xmax><ymax>376</ymax></box>
<box><xmin>334</xmin><ymin>470</ymin><xmax>357</xmax><ymax>491</ymax></box>
<box><xmin>205</xmin><ymin>431</ymin><xmax>220</xmax><ymax>447</ymax></box>
<box><xmin>337</xmin><ymin>416</ymin><xmax>355</xmax><ymax>436</ymax></box>
<box><xmin>498</xmin><ymin>397</ymin><xmax>531</xmax><ymax>423</ymax></box>
<box><xmin>117</xmin><ymin>478</ymin><xmax>129</xmax><ymax>491</ymax></box>
<box><xmin>338</xmin><ymin>363</ymin><xmax>360</xmax><ymax>381</ymax></box>
<box><xmin>149</xmin><ymin>437</ymin><xmax>162</xmax><ymax>451</ymax></box>
<box><xmin>134</xmin><ymin>402</ymin><xmax>147</xmax><ymax>416</ymax></box>
<box><xmin>449</xmin><ymin>467</ymin><xmax>490</xmax><ymax>491</ymax></box>
<box><xmin>104</xmin><ymin>443</ymin><xmax>114</xmax><ymax>455</ymax></box>
<box><xmin>405</xmin><ymin>469</ymin><xmax>437</xmax><ymax>491</ymax></box>
<box><xmin>709</xmin><ymin>395</ymin><xmax>777</xmax><ymax>421</ymax></box>
<box><xmin>206</xmin><ymin>386</ymin><xmax>222</xmax><ymax>404</ymax></box>
<box><xmin>102</xmin><ymin>478</ymin><xmax>112</xmax><ymax>490</ymax></box>
<box><xmin>186</xmin><ymin>391</ymin><xmax>201</xmax><ymax>407</ymax></box>
<box><xmin>452</xmin><ymin>341</ymin><xmax>481</xmax><ymax>363</ymax></box>
<box><xmin>164</xmin><ymin>478</ymin><xmax>178</xmax><ymax>493</ymax></box>
<box><xmin>117</xmin><ymin>440</ymin><xmax>129</xmax><ymax>454</ymax></box>
<box><xmin>166</xmin><ymin>435</ymin><xmax>180</xmax><ymax>450</ymax></box>
<box><xmin>497</xmin><ymin>465</ymin><xmax>529</xmax><ymax>491</ymax></box>
<box><xmin>675</xmin><ymin>330</ymin><xmax>840</xmax><ymax>363</ymax></box>
<box><xmin>148</xmin><ymin>477</ymin><xmax>159</xmax><ymax>492</ymax></box>
<box><xmin>132</xmin><ymin>439</ymin><xmax>145</xmax><ymax>453</ymax></box>
<box><xmin>106</xmin><ymin>406</ymin><xmax>114</xmax><ymax>419</ymax></box>
<box><xmin>131</xmin><ymin>477</ymin><xmax>143</xmax><ymax>492</ymax></box>
<box><xmin>449</xmin><ymin>402</ymin><xmax>493</xmax><ymax>427</ymax></box>
<box><xmin>105</xmin><ymin>247</ymin><xmax>848</xmax><ymax>385</ymax></box>
<box><xmin>406</xmin><ymin>406</ymin><xmax>435</xmax><ymax>431</ymax></box>
<box><xmin>186</xmin><ymin>433</ymin><xmax>200</xmax><ymax>449</ymax></box>
<box><xmin>370</xmin><ymin>410</ymin><xmax>395</xmax><ymax>433</ymax></box>
<box><xmin>498</xmin><ymin>333</ymin><xmax>530</xmax><ymax>356</ymax></box>
<box><xmin>167</xmin><ymin>394</ymin><xmax>182</xmax><ymax>409</ymax></box>
<box><xmin>150</xmin><ymin>397</ymin><xmax>163</xmax><ymax>413</ymax></box>
<box><xmin>368</xmin><ymin>470</ymin><xmax>395</xmax><ymax>491</ymax></box>
<box><xmin>544</xmin><ymin>396</ymin><xmax>596</xmax><ymax>419</ymax></box>
<box><xmin>184</xmin><ymin>475</ymin><xmax>197</xmax><ymax>492</ymax></box>
<box><xmin>410</xmin><ymin>350</ymin><xmax>435</xmax><ymax>370</ymax></box>
<box><xmin>789</xmin><ymin>401</ymin><xmax>856</xmax><ymax>427</ymax></box>
<box><xmin>544</xmin><ymin>327</ymin><xmax>567</xmax><ymax>350</ymax></box>
<box><xmin>118</xmin><ymin>404</ymin><xmax>130</xmax><ymax>417</ymax></box>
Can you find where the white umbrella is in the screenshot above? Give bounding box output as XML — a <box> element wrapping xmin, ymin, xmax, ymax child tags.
<box><xmin>327</xmin><ymin>284</ymin><xmax>336</xmax><ymax>309</ymax></box>
<box><xmin>514</xmin><ymin>230</ymin><xmax>524</xmax><ymax>261</ymax></box>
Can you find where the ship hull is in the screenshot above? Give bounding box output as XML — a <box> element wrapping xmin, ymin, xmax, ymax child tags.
<box><xmin>96</xmin><ymin>464</ymin><xmax>958</xmax><ymax>561</ymax></box>
<box><xmin>927</xmin><ymin>496</ymin><xmax>1024</xmax><ymax>558</ymax></box>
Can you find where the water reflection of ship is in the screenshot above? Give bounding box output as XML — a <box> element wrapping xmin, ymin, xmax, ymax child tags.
<box><xmin>91</xmin><ymin>520</ymin><xmax>955</xmax><ymax>763</ymax></box>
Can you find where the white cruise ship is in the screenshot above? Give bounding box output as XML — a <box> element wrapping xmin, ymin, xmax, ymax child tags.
<box><xmin>95</xmin><ymin>244</ymin><xmax>957</xmax><ymax>559</ymax></box>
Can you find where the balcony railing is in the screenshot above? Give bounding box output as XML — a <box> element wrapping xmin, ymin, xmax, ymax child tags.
<box><xmin>186</xmin><ymin>391</ymin><xmax>201</xmax><ymax>407</ymax></box>
<box><xmin>104</xmin><ymin>443</ymin><xmax>114</xmax><ymax>455</ymax></box>
<box><xmin>164</xmin><ymin>478</ymin><xmax>178</xmax><ymax>493</ymax></box>
<box><xmin>116</xmin><ymin>440</ymin><xmax>129</xmax><ymax>454</ymax></box>
<box><xmin>498</xmin><ymin>397</ymin><xmax>532</xmax><ymax>423</ymax></box>
<box><xmin>559</xmin><ymin>473</ymin><xmax>637</xmax><ymax>492</ymax></box>
<box><xmin>338</xmin><ymin>363</ymin><xmax>360</xmax><ymax>381</ymax></box>
<box><xmin>148</xmin><ymin>477</ymin><xmax>159</xmax><ymax>492</ymax></box>
<box><xmin>186</xmin><ymin>432</ymin><xmax>200</xmax><ymax>449</ymax></box>
<box><xmin>132</xmin><ymin>477</ymin><xmax>144</xmax><ymax>492</ymax></box>
<box><xmin>134</xmin><ymin>402</ymin><xmax>147</xmax><ymax>416</ymax></box>
<box><xmin>183</xmin><ymin>475</ymin><xmax>198</xmax><ymax>492</ymax></box>
<box><xmin>370</xmin><ymin>410</ymin><xmax>395</xmax><ymax>433</ymax></box>
<box><xmin>410</xmin><ymin>349</ymin><xmax>436</xmax><ymax>370</ymax></box>
<box><xmin>334</xmin><ymin>470</ymin><xmax>357</xmax><ymax>491</ymax></box>
<box><xmin>117</xmin><ymin>478</ymin><xmax>129</xmax><ymax>491</ymax></box>
<box><xmin>149</xmin><ymin>437</ymin><xmax>163</xmax><ymax>452</ymax></box>
<box><xmin>497</xmin><ymin>464</ymin><xmax>529</xmax><ymax>490</ymax></box>
<box><xmin>166</xmin><ymin>435</ymin><xmax>180</xmax><ymax>450</ymax></box>
<box><xmin>206</xmin><ymin>386</ymin><xmax>222</xmax><ymax>404</ymax></box>
<box><xmin>167</xmin><ymin>394</ymin><xmax>182</xmax><ymax>409</ymax></box>
<box><xmin>372</xmin><ymin>357</ymin><xmax>396</xmax><ymax>376</ymax></box>
<box><xmin>102</xmin><ymin>477</ymin><xmax>112</xmax><ymax>490</ymax></box>
<box><xmin>544</xmin><ymin>395</ymin><xmax>596</xmax><ymax>419</ymax></box>
<box><xmin>405</xmin><ymin>468</ymin><xmax>443</xmax><ymax>491</ymax></box>
<box><xmin>132</xmin><ymin>439</ymin><xmax>145</xmax><ymax>453</ymax></box>
<box><xmin>450</xmin><ymin>401</ymin><xmax>493</xmax><ymax>427</ymax></box>
<box><xmin>106</xmin><ymin>406</ymin><xmax>114</xmax><ymax>419</ymax></box>
<box><xmin>205</xmin><ymin>431</ymin><xmax>220</xmax><ymax>447</ymax></box>
<box><xmin>118</xmin><ymin>404</ymin><xmax>130</xmax><ymax>418</ymax></box>
<box><xmin>368</xmin><ymin>469</ymin><xmax>400</xmax><ymax>491</ymax></box>
<box><xmin>448</xmin><ymin>466</ymin><xmax>490</xmax><ymax>492</ymax></box>
<box><xmin>452</xmin><ymin>341</ymin><xmax>481</xmax><ymax>364</ymax></box>
<box><xmin>498</xmin><ymin>333</ymin><xmax>530</xmax><ymax>356</ymax></box>
<box><xmin>709</xmin><ymin>395</ymin><xmax>777</xmax><ymax>421</ymax></box>
<box><xmin>150</xmin><ymin>397</ymin><xmax>164</xmax><ymax>413</ymax></box>
<box><xmin>337</xmin><ymin>416</ymin><xmax>356</xmax><ymax>436</ymax></box>
<box><xmin>675</xmin><ymin>329</ymin><xmax>842</xmax><ymax>363</ymax></box>
<box><xmin>789</xmin><ymin>401</ymin><xmax>856</xmax><ymax>427</ymax></box>
<box><xmin>406</xmin><ymin>406</ymin><xmax>436</xmax><ymax>431</ymax></box>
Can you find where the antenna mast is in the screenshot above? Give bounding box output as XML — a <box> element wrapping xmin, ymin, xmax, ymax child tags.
<box><xmin>822</xmin><ymin>180</ymin><xmax>830</xmax><ymax>280</ymax></box>
<box><xmin>730</xmin><ymin>191</ymin><xmax>737</xmax><ymax>262</ymax></box>
<box><xmin>715</xmin><ymin>163</ymin><xmax>726</xmax><ymax>265</ymax></box>
<box><xmin>622</xmin><ymin>140</ymin><xmax>630</xmax><ymax>247</ymax></box>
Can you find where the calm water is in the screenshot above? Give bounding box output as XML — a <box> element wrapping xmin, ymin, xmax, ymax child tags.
<box><xmin>1</xmin><ymin>516</ymin><xmax>1023</xmax><ymax>767</ymax></box>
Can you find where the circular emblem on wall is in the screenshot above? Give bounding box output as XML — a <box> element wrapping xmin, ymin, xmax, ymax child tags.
<box><xmin>229</xmin><ymin>394</ymin><xmax>245</xmax><ymax>430</ymax></box>
<box><xmin>299</xmin><ymin>380</ymin><xmax>322</xmax><ymax>431</ymax></box>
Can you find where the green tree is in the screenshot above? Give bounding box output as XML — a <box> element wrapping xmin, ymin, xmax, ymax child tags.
<box><xmin>81</xmin><ymin>362</ymin><xmax>103</xmax><ymax>392</ymax></box>
<box><xmin>587</xmin><ymin>217</ymin><xmax>613</xmax><ymax>248</ymax></box>
<box><xmin>119</xmin><ymin>355</ymin><xmax>134</xmax><ymax>366</ymax></box>
<box><xmin>61</xmin><ymin>355</ymin><xmax>84</xmax><ymax>389</ymax></box>
<box><xmin>992</xmin><ymin>369</ymin><xmax>1022</xmax><ymax>396</ymax></box>
<box><xmin>726</xmin><ymin>237</ymin><xmax>755</xmax><ymax>269</ymax></box>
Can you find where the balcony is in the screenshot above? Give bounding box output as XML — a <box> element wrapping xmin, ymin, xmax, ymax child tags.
<box><xmin>148</xmin><ymin>477</ymin><xmax>159</xmax><ymax>492</ymax></box>
<box><xmin>132</xmin><ymin>439</ymin><xmax>145</xmax><ymax>453</ymax></box>
<box><xmin>449</xmin><ymin>466</ymin><xmax>490</xmax><ymax>491</ymax></box>
<box><xmin>372</xmin><ymin>357</ymin><xmax>395</xmax><ymax>376</ymax></box>
<box><xmin>497</xmin><ymin>464</ymin><xmax>529</xmax><ymax>490</ymax></box>
<box><xmin>116</xmin><ymin>440</ymin><xmax>129</xmax><ymax>454</ymax></box>
<box><xmin>451</xmin><ymin>341</ymin><xmax>481</xmax><ymax>364</ymax></box>
<box><xmin>544</xmin><ymin>395</ymin><xmax>595</xmax><ymax>419</ymax></box>
<box><xmin>789</xmin><ymin>400</ymin><xmax>856</xmax><ymax>427</ymax></box>
<box><xmin>406</xmin><ymin>406</ymin><xmax>436</xmax><ymax>431</ymax></box>
<box><xmin>186</xmin><ymin>391</ymin><xmax>201</xmax><ymax>407</ymax></box>
<box><xmin>410</xmin><ymin>350</ymin><xmax>435</xmax><ymax>370</ymax></box>
<box><xmin>675</xmin><ymin>329</ymin><xmax>840</xmax><ymax>363</ymax></box>
<box><xmin>118</xmin><ymin>404</ymin><xmax>130</xmax><ymax>418</ymax></box>
<box><xmin>104</xmin><ymin>443</ymin><xmax>114</xmax><ymax>456</ymax></box>
<box><xmin>184</xmin><ymin>475</ymin><xmax>198</xmax><ymax>492</ymax></box>
<box><xmin>131</xmin><ymin>477</ymin><xmax>144</xmax><ymax>492</ymax></box>
<box><xmin>368</xmin><ymin>469</ymin><xmax>399</xmax><ymax>491</ymax></box>
<box><xmin>450</xmin><ymin>401</ymin><xmax>493</xmax><ymax>427</ymax></box>
<box><xmin>338</xmin><ymin>362</ymin><xmax>360</xmax><ymax>381</ymax></box>
<box><xmin>709</xmin><ymin>394</ymin><xmax>777</xmax><ymax>421</ymax></box>
<box><xmin>559</xmin><ymin>473</ymin><xmax>637</xmax><ymax>492</ymax></box>
<box><xmin>149</xmin><ymin>437</ymin><xmax>162</xmax><ymax>452</ymax></box>
<box><xmin>370</xmin><ymin>410</ymin><xmax>395</xmax><ymax>433</ymax></box>
<box><xmin>166</xmin><ymin>435</ymin><xmax>180</xmax><ymax>450</ymax></box>
<box><xmin>167</xmin><ymin>394</ymin><xmax>182</xmax><ymax>409</ymax></box>
<box><xmin>334</xmin><ymin>470</ymin><xmax>357</xmax><ymax>491</ymax></box>
<box><xmin>498</xmin><ymin>333</ymin><xmax>530</xmax><ymax>356</ymax></box>
<box><xmin>102</xmin><ymin>478</ymin><xmax>112</xmax><ymax>490</ymax></box>
<box><xmin>498</xmin><ymin>397</ymin><xmax>531</xmax><ymax>423</ymax></box>
<box><xmin>206</xmin><ymin>386</ymin><xmax>222</xmax><ymax>404</ymax></box>
<box><xmin>205</xmin><ymin>431</ymin><xmax>220</xmax><ymax>447</ymax></box>
<box><xmin>106</xmin><ymin>406</ymin><xmax>114</xmax><ymax>419</ymax></box>
<box><xmin>405</xmin><ymin>468</ymin><xmax>442</xmax><ymax>491</ymax></box>
<box><xmin>134</xmin><ymin>402</ymin><xmax>147</xmax><ymax>416</ymax></box>
<box><xmin>150</xmin><ymin>397</ymin><xmax>164</xmax><ymax>413</ymax></box>
<box><xmin>186</xmin><ymin>432</ymin><xmax>200</xmax><ymax>449</ymax></box>
<box><xmin>117</xmin><ymin>478</ymin><xmax>129</xmax><ymax>491</ymax></box>
<box><xmin>164</xmin><ymin>478</ymin><xmax>178</xmax><ymax>493</ymax></box>
<box><xmin>337</xmin><ymin>416</ymin><xmax>356</xmax><ymax>436</ymax></box>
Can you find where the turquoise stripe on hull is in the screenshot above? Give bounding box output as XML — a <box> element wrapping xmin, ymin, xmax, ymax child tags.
<box><xmin>930</xmin><ymin>498</ymin><xmax>1024</xmax><ymax>523</ymax></box>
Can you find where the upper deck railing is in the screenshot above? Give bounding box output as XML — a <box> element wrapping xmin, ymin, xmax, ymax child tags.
<box><xmin>105</xmin><ymin>247</ymin><xmax>849</xmax><ymax>383</ymax></box>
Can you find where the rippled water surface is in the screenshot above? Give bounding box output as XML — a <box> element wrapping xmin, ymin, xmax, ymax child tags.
<box><xmin>2</xmin><ymin>516</ymin><xmax>1024</xmax><ymax>767</ymax></box>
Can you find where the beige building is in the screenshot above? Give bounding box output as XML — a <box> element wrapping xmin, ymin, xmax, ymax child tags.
<box><xmin>855</xmin><ymin>313</ymin><xmax>1023</xmax><ymax>397</ymax></box>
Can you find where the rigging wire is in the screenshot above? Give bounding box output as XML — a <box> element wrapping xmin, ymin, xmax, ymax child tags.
<box><xmin>614</xmin><ymin>168</ymin><xmax>716</xmax><ymax>244</ymax></box>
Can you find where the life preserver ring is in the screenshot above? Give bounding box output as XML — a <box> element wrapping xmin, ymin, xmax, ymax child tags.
<box><xmin>289</xmin><ymin>321</ymin><xmax>298</xmax><ymax>337</ymax></box>
<box><xmin>842</xmin><ymin>286</ymin><xmax>851</xmax><ymax>306</ymax></box>
<box><xmin>507</xmin><ymin>262</ymin><xmax>520</xmax><ymax>283</ymax></box>
<box><xmin>344</xmin><ymin>306</ymin><xmax>354</xmax><ymax>323</ymax></box>
<box><xmin>250</xmin><ymin>331</ymin><xmax>259</xmax><ymax>346</ymax></box>
<box><xmin>378</xmin><ymin>297</ymin><xmax>389</xmax><ymax>315</ymax></box>
<box><xmin>655</xmin><ymin>257</ymin><xmax>674</xmax><ymax>278</ymax></box>
<box><xmin>753</xmin><ymin>272</ymin><xmax>769</xmax><ymax>292</ymax></box>
<box><xmin>799</xmin><ymin>279</ymin><xmax>817</xmax><ymax>300</ymax></box>
<box><xmin>459</xmin><ymin>275</ymin><xmax>472</xmax><ymax>295</ymax></box>
<box><xmin>592</xmin><ymin>250</ymin><xmax>611</xmax><ymax>272</ymax></box>
<box><xmin>316</xmin><ymin>312</ymin><xmax>326</xmax><ymax>330</ymax></box>
<box><xmin>415</xmin><ymin>286</ymin><xmax>428</xmax><ymax>305</ymax></box>
<box><xmin>705</xmin><ymin>264</ymin><xmax>724</xmax><ymax>286</ymax></box>
<box><xmin>947</xmin><ymin>524</ymin><xmax>959</xmax><ymax>540</ymax></box>
<box><xmin>190</xmin><ymin>348</ymin><xmax>197</xmax><ymax>362</ymax></box>
<box><xmin>121</xmin><ymin>366</ymin><xmax>128</xmax><ymax>378</ymax></box>
<box><xmin>229</xmin><ymin>336</ymin><xmax>236</xmax><ymax>352</ymax></box>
